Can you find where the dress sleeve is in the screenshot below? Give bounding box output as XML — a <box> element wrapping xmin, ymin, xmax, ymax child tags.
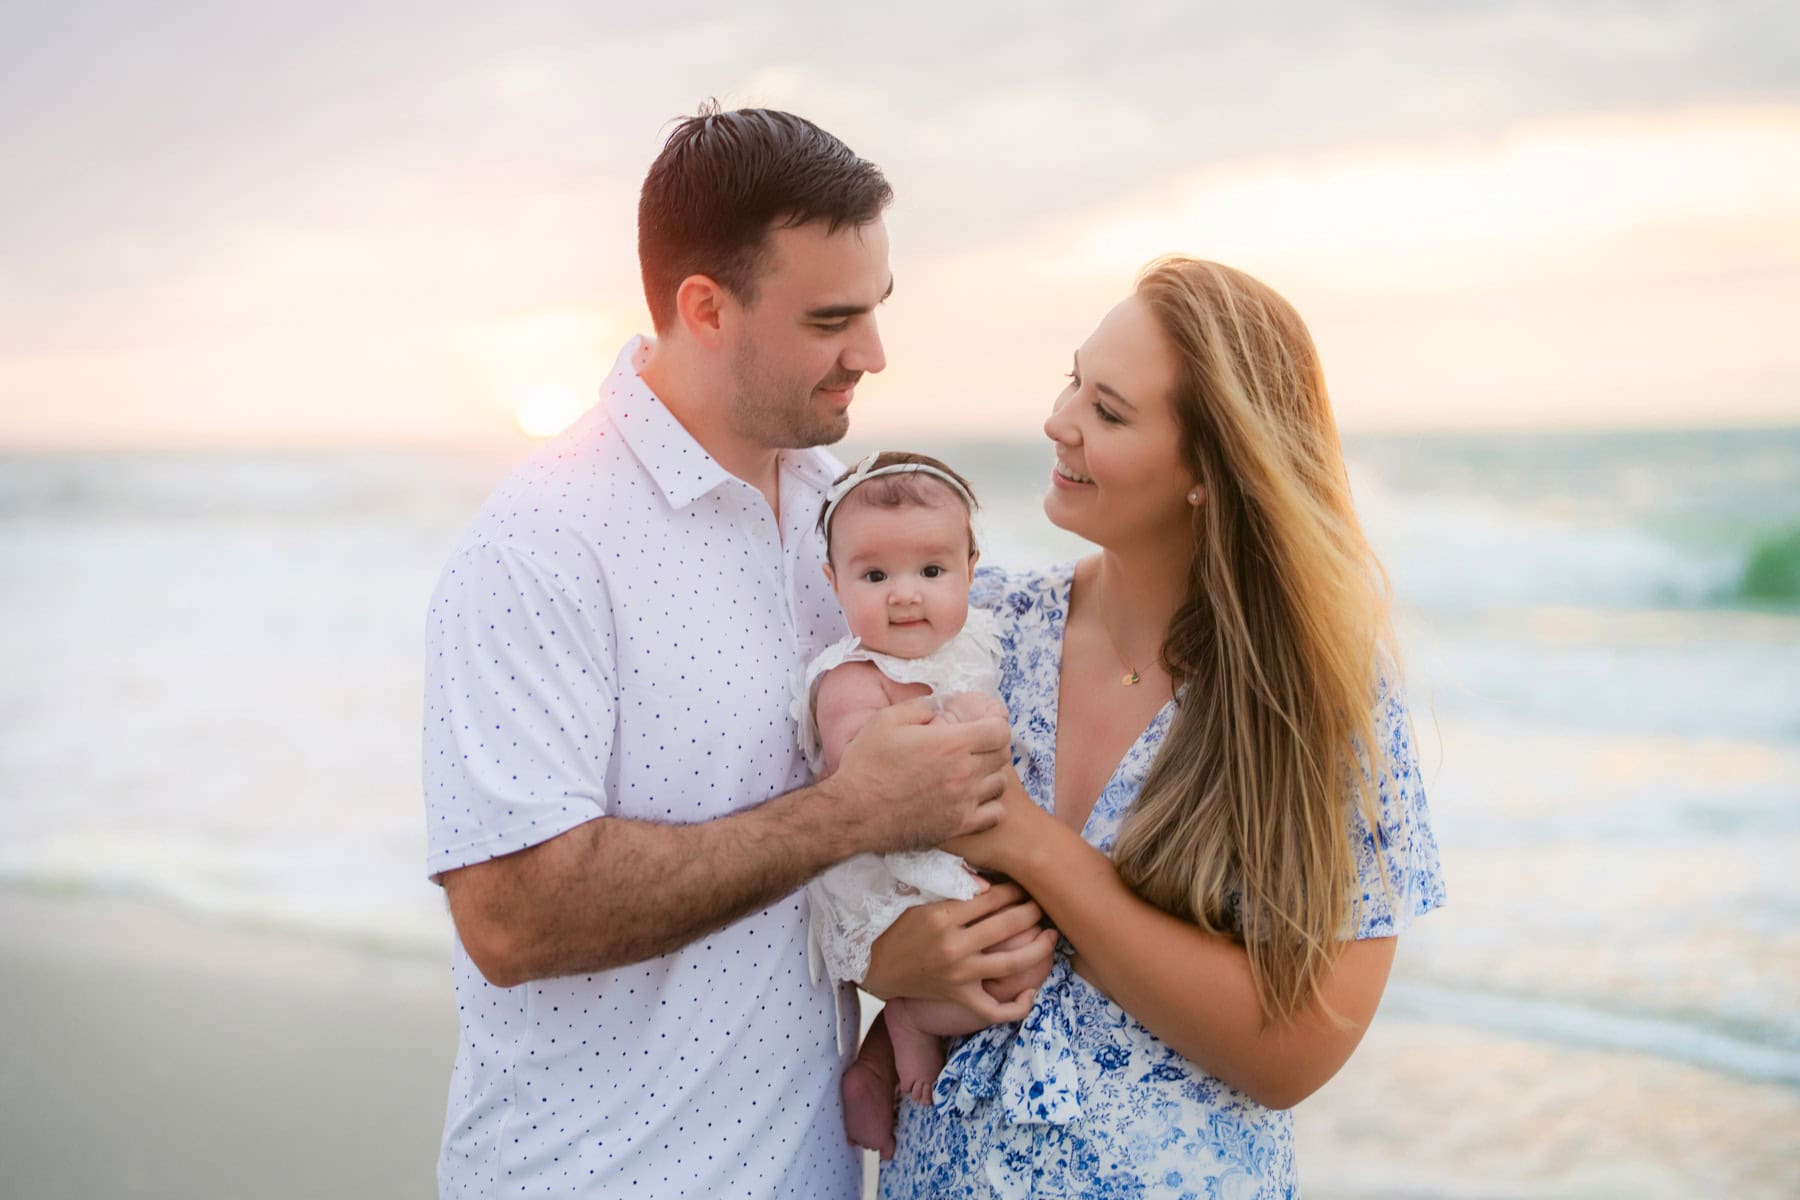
<box><xmin>1345</xmin><ymin>658</ymin><xmax>1447</xmax><ymax>939</ymax></box>
<box><xmin>969</xmin><ymin>563</ymin><xmax>1011</xmax><ymax>614</ymax></box>
<box><xmin>421</xmin><ymin>541</ymin><xmax>619</xmax><ymax>881</ymax></box>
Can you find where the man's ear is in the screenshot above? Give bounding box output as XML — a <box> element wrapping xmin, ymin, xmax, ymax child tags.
<box><xmin>673</xmin><ymin>275</ymin><xmax>730</xmax><ymax>350</ymax></box>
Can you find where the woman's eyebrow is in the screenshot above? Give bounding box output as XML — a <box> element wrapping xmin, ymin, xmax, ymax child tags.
<box><xmin>1075</xmin><ymin>350</ymin><xmax>1139</xmax><ymax>413</ymax></box>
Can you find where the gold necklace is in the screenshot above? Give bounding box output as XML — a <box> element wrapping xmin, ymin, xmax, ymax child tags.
<box><xmin>1095</xmin><ymin>575</ymin><xmax>1144</xmax><ymax>686</ymax></box>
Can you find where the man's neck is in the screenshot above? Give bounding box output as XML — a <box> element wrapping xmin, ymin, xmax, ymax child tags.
<box><xmin>637</xmin><ymin>337</ymin><xmax>784</xmax><ymax>518</ymax></box>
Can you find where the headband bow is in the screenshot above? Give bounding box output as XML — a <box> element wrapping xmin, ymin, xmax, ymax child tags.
<box><xmin>821</xmin><ymin>452</ymin><xmax>975</xmax><ymax>532</ymax></box>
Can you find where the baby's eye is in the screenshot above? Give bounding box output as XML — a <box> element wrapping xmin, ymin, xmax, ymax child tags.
<box><xmin>922</xmin><ymin>565</ymin><xmax>945</xmax><ymax>578</ymax></box>
<box><xmin>862</xmin><ymin>569</ymin><xmax>887</xmax><ymax>583</ymax></box>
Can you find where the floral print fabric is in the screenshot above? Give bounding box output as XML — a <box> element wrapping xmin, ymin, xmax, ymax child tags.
<box><xmin>880</xmin><ymin>563</ymin><xmax>1446</xmax><ymax>1200</ymax></box>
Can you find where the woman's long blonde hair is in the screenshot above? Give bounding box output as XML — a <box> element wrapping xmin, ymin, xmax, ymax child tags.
<box><xmin>1110</xmin><ymin>257</ymin><xmax>1391</xmax><ymax>1025</ymax></box>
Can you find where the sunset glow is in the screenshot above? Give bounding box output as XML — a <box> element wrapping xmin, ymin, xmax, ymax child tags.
<box><xmin>514</xmin><ymin>383</ymin><xmax>586</xmax><ymax>439</ymax></box>
<box><xmin>2</xmin><ymin>10</ymin><xmax>1795</xmax><ymax>446</ymax></box>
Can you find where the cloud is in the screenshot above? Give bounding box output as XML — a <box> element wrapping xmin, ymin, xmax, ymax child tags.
<box><xmin>3</xmin><ymin>2</ymin><xmax>1799</xmax><ymax>441</ymax></box>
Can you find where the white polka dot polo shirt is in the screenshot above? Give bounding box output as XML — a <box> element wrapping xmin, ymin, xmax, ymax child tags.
<box><xmin>423</xmin><ymin>337</ymin><xmax>857</xmax><ymax>1198</ymax></box>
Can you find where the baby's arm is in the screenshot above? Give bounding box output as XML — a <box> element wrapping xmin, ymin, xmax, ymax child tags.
<box><xmin>814</xmin><ymin>660</ymin><xmax>898</xmax><ymax>778</ymax></box>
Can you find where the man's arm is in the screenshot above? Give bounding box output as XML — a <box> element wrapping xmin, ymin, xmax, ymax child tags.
<box><xmin>444</xmin><ymin>698</ymin><xmax>1012</xmax><ymax>987</ymax></box>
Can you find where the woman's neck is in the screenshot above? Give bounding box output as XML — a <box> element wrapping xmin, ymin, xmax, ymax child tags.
<box><xmin>1085</xmin><ymin>540</ymin><xmax>1192</xmax><ymax>663</ymax></box>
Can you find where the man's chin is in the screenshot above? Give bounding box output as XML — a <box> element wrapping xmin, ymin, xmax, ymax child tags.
<box><xmin>796</xmin><ymin>411</ymin><xmax>852</xmax><ymax>448</ymax></box>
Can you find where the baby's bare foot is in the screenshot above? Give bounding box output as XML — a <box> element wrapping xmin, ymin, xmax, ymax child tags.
<box><xmin>841</xmin><ymin>1058</ymin><xmax>898</xmax><ymax>1160</ymax></box>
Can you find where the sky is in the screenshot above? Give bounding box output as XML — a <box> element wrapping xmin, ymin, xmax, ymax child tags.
<box><xmin>2</xmin><ymin>1</ymin><xmax>1797</xmax><ymax>446</ymax></box>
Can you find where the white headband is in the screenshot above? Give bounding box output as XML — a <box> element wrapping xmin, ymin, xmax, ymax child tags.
<box><xmin>821</xmin><ymin>452</ymin><xmax>976</xmax><ymax>534</ymax></box>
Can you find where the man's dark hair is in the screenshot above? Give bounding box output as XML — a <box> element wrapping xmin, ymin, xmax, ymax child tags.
<box><xmin>637</xmin><ymin>101</ymin><xmax>893</xmax><ymax>332</ymax></box>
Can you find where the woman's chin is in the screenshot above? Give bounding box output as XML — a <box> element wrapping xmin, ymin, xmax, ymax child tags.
<box><xmin>1041</xmin><ymin>490</ymin><xmax>1088</xmax><ymax>538</ymax></box>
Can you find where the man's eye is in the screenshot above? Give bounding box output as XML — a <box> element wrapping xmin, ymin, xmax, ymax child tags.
<box><xmin>816</xmin><ymin>320</ymin><xmax>851</xmax><ymax>334</ymax></box>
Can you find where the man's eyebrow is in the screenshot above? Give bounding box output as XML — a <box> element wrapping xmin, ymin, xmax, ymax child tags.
<box><xmin>1074</xmin><ymin>350</ymin><xmax>1139</xmax><ymax>413</ymax></box>
<box><xmin>806</xmin><ymin>276</ymin><xmax>895</xmax><ymax>321</ymax></box>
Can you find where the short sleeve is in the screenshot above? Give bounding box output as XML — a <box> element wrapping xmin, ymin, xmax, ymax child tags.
<box><xmin>969</xmin><ymin>564</ymin><xmax>1010</xmax><ymax>614</ymax></box>
<box><xmin>1346</xmin><ymin>660</ymin><xmax>1446</xmax><ymax>939</ymax></box>
<box><xmin>421</xmin><ymin>541</ymin><xmax>618</xmax><ymax>881</ymax></box>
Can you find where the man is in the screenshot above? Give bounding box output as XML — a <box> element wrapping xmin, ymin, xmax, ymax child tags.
<box><xmin>422</xmin><ymin>105</ymin><xmax>1050</xmax><ymax>1198</ymax></box>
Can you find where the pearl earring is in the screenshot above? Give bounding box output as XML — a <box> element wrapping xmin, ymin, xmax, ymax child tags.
<box><xmin>1187</xmin><ymin>489</ymin><xmax>1201</xmax><ymax>505</ymax></box>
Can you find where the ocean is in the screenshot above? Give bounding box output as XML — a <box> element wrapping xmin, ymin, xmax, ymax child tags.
<box><xmin>2</xmin><ymin>427</ymin><xmax>1797</xmax><ymax>1195</ymax></box>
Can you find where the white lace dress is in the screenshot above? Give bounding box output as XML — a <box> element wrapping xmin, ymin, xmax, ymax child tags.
<box><xmin>794</xmin><ymin>607</ymin><xmax>1005</xmax><ymax>1006</ymax></box>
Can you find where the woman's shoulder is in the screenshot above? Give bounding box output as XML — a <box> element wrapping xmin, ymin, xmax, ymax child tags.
<box><xmin>970</xmin><ymin>561</ymin><xmax>1077</xmax><ymax>619</ymax></box>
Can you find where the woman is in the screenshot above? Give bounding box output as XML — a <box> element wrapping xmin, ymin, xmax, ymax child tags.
<box><xmin>866</xmin><ymin>257</ymin><xmax>1445</xmax><ymax>1198</ymax></box>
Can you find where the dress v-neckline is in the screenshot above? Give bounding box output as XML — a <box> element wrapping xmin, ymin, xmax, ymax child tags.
<box><xmin>1041</xmin><ymin>563</ymin><xmax>1178</xmax><ymax>846</ymax></box>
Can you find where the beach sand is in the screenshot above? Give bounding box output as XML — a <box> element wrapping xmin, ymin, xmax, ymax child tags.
<box><xmin>5</xmin><ymin>888</ymin><xmax>1795</xmax><ymax>1200</ymax></box>
<box><xmin>0</xmin><ymin>889</ymin><xmax>454</xmax><ymax>1200</ymax></box>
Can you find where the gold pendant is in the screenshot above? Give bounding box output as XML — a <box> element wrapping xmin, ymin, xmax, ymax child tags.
<box><xmin>1122</xmin><ymin>670</ymin><xmax>1141</xmax><ymax>686</ymax></box>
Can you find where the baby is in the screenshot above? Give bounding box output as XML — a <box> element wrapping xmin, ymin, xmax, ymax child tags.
<box><xmin>796</xmin><ymin>451</ymin><xmax>1051</xmax><ymax>1158</ymax></box>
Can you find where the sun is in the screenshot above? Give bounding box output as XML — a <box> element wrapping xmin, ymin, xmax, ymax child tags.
<box><xmin>514</xmin><ymin>384</ymin><xmax>587</xmax><ymax>438</ymax></box>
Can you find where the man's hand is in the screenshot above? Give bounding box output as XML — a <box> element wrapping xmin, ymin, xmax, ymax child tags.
<box><xmin>860</xmin><ymin>883</ymin><xmax>1058</xmax><ymax>1023</ymax></box>
<box><xmin>824</xmin><ymin>697</ymin><xmax>1011</xmax><ymax>855</ymax></box>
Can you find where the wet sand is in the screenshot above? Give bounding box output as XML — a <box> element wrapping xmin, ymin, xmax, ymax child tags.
<box><xmin>4</xmin><ymin>889</ymin><xmax>1794</xmax><ymax>1199</ymax></box>
<box><xmin>0</xmin><ymin>890</ymin><xmax>454</xmax><ymax>1200</ymax></box>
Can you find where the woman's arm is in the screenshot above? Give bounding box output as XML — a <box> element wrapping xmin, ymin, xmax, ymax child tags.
<box><xmin>944</xmin><ymin>777</ymin><xmax>1395</xmax><ymax>1110</ymax></box>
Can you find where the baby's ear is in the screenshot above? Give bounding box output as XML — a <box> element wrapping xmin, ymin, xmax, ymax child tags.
<box><xmin>968</xmin><ymin>549</ymin><xmax>980</xmax><ymax>570</ymax></box>
<box><xmin>822</xmin><ymin>562</ymin><xmax>837</xmax><ymax>588</ymax></box>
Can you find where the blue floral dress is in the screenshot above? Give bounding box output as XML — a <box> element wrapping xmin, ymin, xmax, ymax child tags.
<box><xmin>879</xmin><ymin>564</ymin><xmax>1446</xmax><ymax>1200</ymax></box>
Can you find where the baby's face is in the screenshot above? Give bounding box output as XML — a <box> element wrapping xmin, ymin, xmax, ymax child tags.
<box><xmin>825</xmin><ymin>500</ymin><xmax>976</xmax><ymax>659</ymax></box>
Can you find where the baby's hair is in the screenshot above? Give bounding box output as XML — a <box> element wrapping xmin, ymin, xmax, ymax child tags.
<box><xmin>819</xmin><ymin>451</ymin><xmax>980</xmax><ymax>562</ymax></box>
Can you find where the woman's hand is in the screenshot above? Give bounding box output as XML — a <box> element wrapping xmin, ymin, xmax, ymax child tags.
<box><xmin>861</xmin><ymin>882</ymin><xmax>1058</xmax><ymax>1023</ymax></box>
<box><xmin>940</xmin><ymin>771</ymin><xmax>1053</xmax><ymax>878</ymax></box>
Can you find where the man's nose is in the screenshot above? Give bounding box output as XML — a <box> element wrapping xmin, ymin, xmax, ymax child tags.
<box><xmin>843</xmin><ymin>319</ymin><xmax>886</xmax><ymax>375</ymax></box>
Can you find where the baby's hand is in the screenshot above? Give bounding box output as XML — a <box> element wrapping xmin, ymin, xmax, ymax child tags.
<box><xmin>936</xmin><ymin>692</ymin><xmax>1008</xmax><ymax>726</ymax></box>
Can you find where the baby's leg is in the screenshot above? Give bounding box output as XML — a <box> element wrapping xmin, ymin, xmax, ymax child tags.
<box><xmin>883</xmin><ymin>996</ymin><xmax>950</xmax><ymax>1107</ymax></box>
<box><xmin>841</xmin><ymin>1011</ymin><xmax>899</xmax><ymax>1159</ymax></box>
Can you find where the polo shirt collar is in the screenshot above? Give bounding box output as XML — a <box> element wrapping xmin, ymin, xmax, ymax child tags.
<box><xmin>602</xmin><ymin>336</ymin><xmax>846</xmax><ymax>511</ymax></box>
<box><xmin>601</xmin><ymin>336</ymin><xmax>733</xmax><ymax>511</ymax></box>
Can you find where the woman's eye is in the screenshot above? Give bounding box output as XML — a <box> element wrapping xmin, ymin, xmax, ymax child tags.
<box><xmin>1094</xmin><ymin>400</ymin><xmax>1123</xmax><ymax>425</ymax></box>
